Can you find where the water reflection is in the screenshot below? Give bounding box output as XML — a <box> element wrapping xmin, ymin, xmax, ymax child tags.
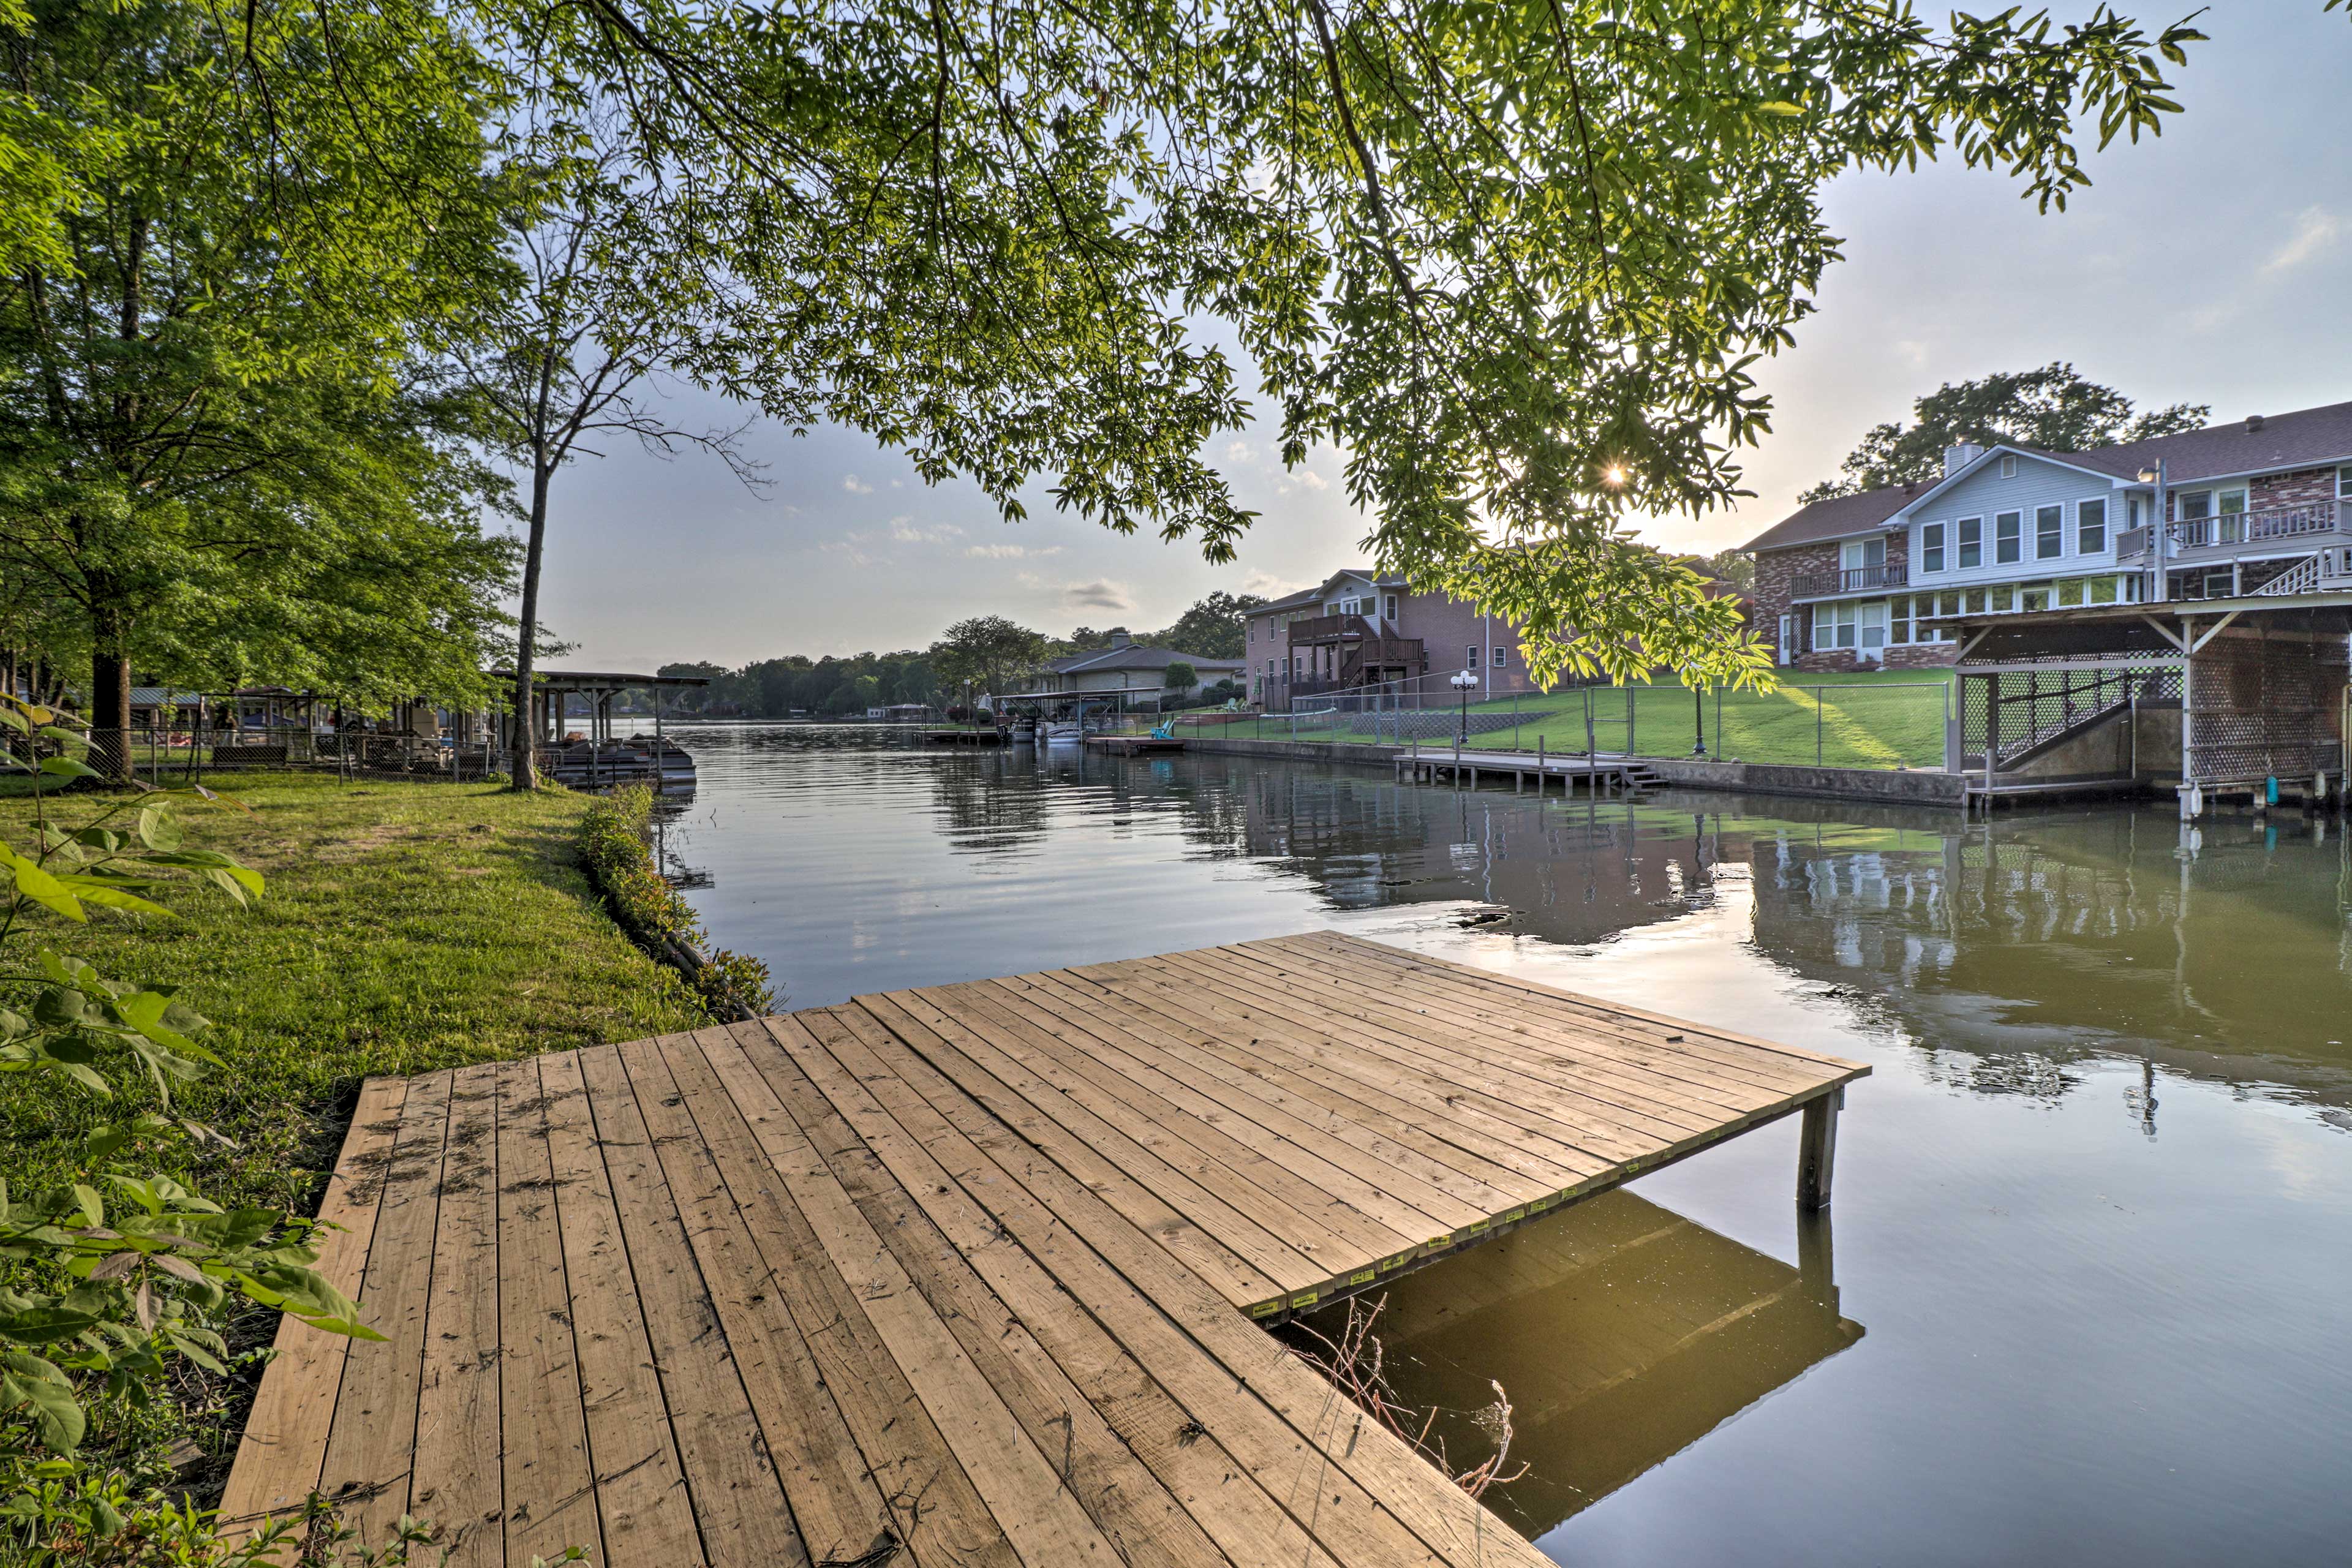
<box><xmin>1287</xmin><ymin>1192</ymin><xmax>1862</xmax><ymax>1536</ymax></box>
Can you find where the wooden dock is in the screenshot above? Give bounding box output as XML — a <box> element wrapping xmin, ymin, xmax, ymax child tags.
<box><xmin>1397</xmin><ymin>745</ymin><xmax>1665</xmax><ymax>794</ymax></box>
<box><xmin>921</xmin><ymin>727</ymin><xmax>1008</xmax><ymax>745</ymax></box>
<box><xmin>219</xmin><ymin>933</ymin><xmax>1864</xmax><ymax>1566</ymax></box>
<box><xmin>1087</xmin><ymin>734</ymin><xmax>1186</xmax><ymax>755</ymax></box>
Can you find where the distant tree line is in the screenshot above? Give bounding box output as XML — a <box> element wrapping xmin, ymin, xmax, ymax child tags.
<box><xmin>658</xmin><ymin>592</ymin><xmax>1265</xmax><ymax>716</ymax></box>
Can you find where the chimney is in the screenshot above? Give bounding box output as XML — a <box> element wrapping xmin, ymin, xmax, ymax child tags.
<box><xmin>1943</xmin><ymin>442</ymin><xmax>1986</xmax><ymax>477</ymax></box>
<box><xmin>2247</xmin><ymin>413</ymin><xmax>2266</xmax><ymax>434</ymax></box>
<box><xmin>1107</xmin><ymin>627</ymin><xmax>1131</xmax><ymax>649</ymax></box>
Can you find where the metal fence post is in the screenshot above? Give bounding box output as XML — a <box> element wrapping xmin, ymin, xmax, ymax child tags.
<box><xmin>1816</xmin><ymin>687</ymin><xmax>1824</xmax><ymax>767</ymax></box>
<box><xmin>1627</xmin><ymin>686</ymin><xmax>1636</xmax><ymax>757</ymax></box>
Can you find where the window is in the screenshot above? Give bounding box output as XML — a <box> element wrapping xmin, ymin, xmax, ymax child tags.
<box><xmin>1492</xmin><ymin>646</ymin><xmax>1507</xmax><ymax>669</ymax></box>
<box><xmin>1889</xmin><ymin>595</ymin><xmax>1913</xmax><ymax>644</ymax></box>
<box><xmin>1958</xmin><ymin>518</ymin><xmax>1982</xmax><ymax>569</ymax></box>
<box><xmin>1996</xmin><ymin>511</ymin><xmax>2021</xmax><ymax>564</ymax></box>
<box><xmin>1812</xmin><ymin>601</ymin><xmax>1858</xmax><ymax>651</ymax></box>
<box><xmin>1858</xmin><ymin>601</ymin><xmax>1886</xmax><ymax>658</ymax></box>
<box><xmin>2020</xmin><ymin>583</ymin><xmax>2051</xmax><ymax>612</ymax></box>
<box><xmin>2057</xmin><ymin>578</ymin><xmax>2084</xmax><ymax>608</ymax></box>
<box><xmin>2124</xmin><ymin>574</ymin><xmax>2146</xmax><ymax>603</ymax></box>
<box><xmin>2037</xmin><ymin>504</ymin><xmax>2064</xmax><ymax>559</ymax></box>
<box><xmin>2177</xmin><ymin>490</ymin><xmax>2212</xmax><ymax>520</ymax></box>
<box><xmin>2000</xmin><ymin>454</ymin><xmax>2018</xmax><ymax>478</ymax></box>
<box><xmin>1965</xmin><ymin>588</ymin><xmax>1987</xmax><ymax>613</ymax></box>
<box><xmin>1921</xmin><ymin>521</ymin><xmax>1946</xmax><ymax>573</ymax></box>
<box><xmin>2087</xmin><ymin>577</ymin><xmax>2119</xmax><ymax>605</ymax></box>
<box><xmin>1384</xmin><ymin>594</ymin><xmax>1399</xmax><ymax>620</ymax></box>
<box><xmin>2339</xmin><ymin>466</ymin><xmax>2352</xmax><ymax>502</ymax></box>
<box><xmin>1990</xmin><ymin>584</ymin><xmax>2016</xmax><ymax>612</ymax></box>
<box><xmin>2218</xmin><ymin>486</ymin><xmax>2248</xmax><ymax>543</ymax></box>
<box><xmin>1466</xmin><ymin>644</ymin><xmax>1479</xmax><ymax>670</ymax></box>
<box><xmin>2128</xmin><ymin>494</ymin><xmax>2144</xmax><ymax>529</ymax></box>
<box><xmin>2078</xmin><ymin>497</ymin><xmax>2107</xmax><ymax>554</ymax></box>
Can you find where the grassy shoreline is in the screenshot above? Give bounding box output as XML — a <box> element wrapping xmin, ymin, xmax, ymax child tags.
<box><xmin>0</xmin><ymin>773</ymin><xmax>709</xmax><ymax>1506</ymax></box>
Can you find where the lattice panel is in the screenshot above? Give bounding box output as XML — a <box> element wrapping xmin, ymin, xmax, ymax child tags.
<box><xmin>2187</xmin><ymin>634</ymin><xmax>2348</xmax><ymax>785</ymax></box>
<box><xmin>1963</xmin><ymin>663</ymin><xmax>2179</xmax><ymax>772</ymax></box>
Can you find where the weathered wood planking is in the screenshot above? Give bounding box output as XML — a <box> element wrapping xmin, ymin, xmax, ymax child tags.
<box><xmin>221</xmin><ymin>932</ymin><xmax>1864</xmax><ymax>1567</ymax></box>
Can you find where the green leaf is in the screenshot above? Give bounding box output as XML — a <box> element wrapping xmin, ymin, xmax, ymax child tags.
<box><xmin>1</xmin><ymin>1350</ymin><xmax>85</xmax><ymax>1452</ymax></box>
<box><xmin>38</xmin><ymin>756</ymin><xmax>100</xmax><ymax>780</ymax></box>
<box><xmin>135</xmin><ymin>809</ymin><xmax>183</xmax><ymax>853</ymax></box>
<box><xmin>0</xmin><ymin>851</ymin><xmax>87</xmax><ymax>922</ymax></box>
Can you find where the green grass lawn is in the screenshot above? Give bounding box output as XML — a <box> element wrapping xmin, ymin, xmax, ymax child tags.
<box><xmin>0</xmin><ymin>773</ymin><xmax>707</xmax><ymax>1493</ymax></box>
<box><xmin>1209</xmin><ymin>667</ymin><xmax>1955</xmax><ymax>770</ymax></box>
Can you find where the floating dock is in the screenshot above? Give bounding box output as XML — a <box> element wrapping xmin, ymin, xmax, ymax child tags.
<box><xmin>219</xmin><ymin>932</ymin><xmax>1864</xmax><ymax>1566</ymax></box>
<box><xmin>1087</xmin><ymin>733</ymin><xmax>1186</xmax><ymax>755</ymax></box>
<box><xmin>1398</xmin><ymin>745</ymin><xmax>1665</xmax><ymax>794</ymax></box>
<box><xmin>921</xmin><ymin>727</ymin><xmax>1009</xmax><ymax>745</ymax></box>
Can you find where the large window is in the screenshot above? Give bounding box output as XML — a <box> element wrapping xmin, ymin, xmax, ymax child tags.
<box><xmin>1812</xmin><ymin>601</ymin><xmax>1858</xmax><ymax>651</ymax></box>
<box><xmin>1383</xmin><ymin>594</ymin><xmax>1399</xmax><ymax>620</ymax></box>
<box><xmin>2037</xmin><ymin>504</ymin><xmax>2064</xmax><ymax>559</ymax></box>
<box><xmin>2078</xmin><ymin>497</ymin><xmax>2107</xmax><ymax>554</ymax></box>
<box><xmin>2339</xmin><ymin>466</ymin><xmax>2352</xmax><ymax>502</ymax></box>
<box><xmin>1996</xmin><ymin>511</ymin><xmax>2022</xmax><ymax>565</ymax></box>
<box><xmin>1889</xmin><ymin>595</ymin><xmax>1913</xmax><ymax>644</ymax></box>
<box><xmin>1958</xmin><ymin>518</ymin><xmax>1982</xmax><ymax>569</ymax></box>
<box><xmin>1920</xmin><ymin>522</ymin><xmax>1946</xmax><ymax>573</ymax></box>
<box><xmin>2218</xmin><ymin>486</ymin><xmax>2248</xmax><ymax>543</ymax></box>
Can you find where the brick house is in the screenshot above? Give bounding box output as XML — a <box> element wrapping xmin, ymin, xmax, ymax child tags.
<box><xmin>1743</xmin><ymin>398</ymin><xmax>2352</xmax><ymax>671</ymax></box>
<box><xmin>1242</xmin><ymin>570</ymin><xmax>1540</xmax><ymax>710</ymax></box>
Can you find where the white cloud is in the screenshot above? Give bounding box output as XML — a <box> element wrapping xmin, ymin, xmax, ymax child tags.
<box><xmin>1295</xmin><ymin>469</ymin><xmax>1329</xmax><ymax>491</ymax></box>
<box><xmin>884</xmin><ymin>515</ymin><xmax>962</xmax><ymax>543</ymax></box>
<box><xmin>965</xmin><ymin>543</ymin><xmax>1063</xmax><ymax>559</ymax></box>
<box><xmin>1061</xmin><ymin>578</ymin><xmax>1135</xmax><ymax>613</ymax></box>
<box><xmin>1242</xmin><ymin>570</ymin><xmax>1305</xmax><ymax>598</ymax></box>
<box><xmin>842</xmin><ymin>473</ymin><xmax>874</xmax><ymax>494</ymax></box>
<box><xmin>1225</xmin><ymin>441</ymin><xmax>1254</xmax><ymax>463</ymax></box>
<box><xmin>2263</xmin><ymin>206</ymin><xmax>2342</xmax><ymax>277</ymax></box>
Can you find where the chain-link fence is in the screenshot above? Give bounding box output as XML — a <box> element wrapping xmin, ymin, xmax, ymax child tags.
<box><xmin>1144</xmin><ymin>672</ymin><xmax>1956</xmax><ymax>771</ymax></box>
<box><xmin>29</xmin><ymin>728</ymin><xmax>509</xmax><ymax>786</ymax></box>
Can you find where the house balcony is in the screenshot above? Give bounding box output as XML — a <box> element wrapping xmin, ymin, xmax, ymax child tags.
<box><xmin>2120</xmin><ymin>500</ymin><xmax>2345</xmax><ymax>562</ymax></box>
<box><xmin>1792</xmin><ymin>562</ymin><xmax>1908</xmax><ymax>598</ymax></box>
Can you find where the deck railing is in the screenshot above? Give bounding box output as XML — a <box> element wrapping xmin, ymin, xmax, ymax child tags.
<box><xmin>2163</xmin><ymin>500</ymin><xmax>2340</xmax><ymax>551</ymax></box>
<box><xmin>1794</xmin><ymin>561</ymin><xmax>1908</xmax><ymax>597</ymax></box>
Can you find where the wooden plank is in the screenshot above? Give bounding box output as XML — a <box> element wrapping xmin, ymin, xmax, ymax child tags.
<box><xmin>572</xmin><ymin>1043</ymin><xmax>801</xmax><ymax>1568</ymax></box>
<box><xmin>1072</xmin><ymin>956</ymin><xmax>1629</xmax><ymax>1178</ymax></box>
<box><xmin>1018</xmin><ymin>967</ymin><xmax>1561</xmax><ymax>1203</ymax></box>
<box><xmin>1286</xmin><ymin>931</ymin><xmax>1869</xmax><ymax>1077</ymax></box>
<box><xmin>722</xmin><ymin>1017</ymin><xmax>1336</xmax><ymax>1568</ymax></box>
<box><xmin>698</xmin><ymin>1022</ymin><xmax>1319</xmax><ymax>1568</ymax></box>
<box><xmin>856</xmin><ymin>990</ymin><xmax>1298</xmax><ymax>1305</ymax></box>
<box><xmin>412</xmin><ymin>1063</ymin><xmax>505</xmax><ymax>1564</ymax></box>
<box><xmin>217</xmin><ymin>1076</ymin><xmax>407</xmax><ymax>1542</ymax></box>
<box><xmin>1159</xmin><ymin>948</ymin><xmax>1731</xmax><ymax>1142</ymax></box>
<box><xmin>982</xmin><ymin>971</ymin><xmax>1486</xmax><ymax>1235</ymax></box>
<box><xmin>894</xmin><ymin>983</ymin><xmax>1343</xmax><ymax>1286</ymax></box>
<box><xmin>1002</xmin><ymin>968</ymin><xmax>1522</xmax><ymax>1219</ymax></box>
<box><xmin>535</xmin><ymin>1050</ymin><xmax>706</xmax><ymax>1567</ymax></box>
<box><xmin>611</xmin><ymin>1033</ymin><xmax>1013</xmax><ymax>1568</ymax></box>
<box><xmin>782</xmin><ymin>1005</ymin><xmax>1549</xmax><ymax>1568</ymax></box>
<box><xmin>317</xmin><ymin>1068</ymin><xmax>454</xmax><ymax>1551</ymax></box>
<box><xmin>924</xmin><ymin>978</ymin><xmax>1426</xmax><ymax>1261</ymax></box>
<box><xmin>1262</xmin><ymin>935</ymin><xmax>1832</xmax><ymax>1102</ymax></box>
<box><xmin>652</xmin><ymin>1028</ymin><xmax>1184</xmax><ymax>1568</ymax></box>
<box><xmin>493</xmin><ymin>1057</ymin><xmax>603</xmax><ymax>1568</ymax></box>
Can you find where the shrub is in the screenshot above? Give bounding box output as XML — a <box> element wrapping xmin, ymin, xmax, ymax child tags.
<box><xmin>575</xmin><ymin>788</ymin><xmax>774</xmax><ymax>1018</ymax></box>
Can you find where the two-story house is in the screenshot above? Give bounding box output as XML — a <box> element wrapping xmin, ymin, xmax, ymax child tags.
<box><xmin>1019</xmin><ymin>628</ymin><xmax>1246</xmax><ymax>703</ymax></box>
<box><xmin>1744</xmin><ymin>399</ymin><xmax>2352</xmax><ymax>671</ymax></box>
<box><xmin>1243</xmin><ymin>570</ymin><xmax>1539</xmax><ymax>709</ymax></box>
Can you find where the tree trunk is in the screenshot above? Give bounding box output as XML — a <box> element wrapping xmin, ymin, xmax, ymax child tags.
<box><xmin>90</xmin><ymin>633</ymin><xmax>133</xmax><ymax>784</ymax></box>
<box><xmin>508</xmin><ymin>462</ymin><xmax>551</xmax><ymax>789</ymax></box>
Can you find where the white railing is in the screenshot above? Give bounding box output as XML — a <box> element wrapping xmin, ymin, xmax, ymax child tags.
<box><xmin>2166</xmin><ymin>500</ymin><xmax>2340</xmax><ymax>551</ymax></box>
<box><xmin>2250</xmin><ymin>556</ymin><xmax>2321</xmax><ymax>597</ymax></box>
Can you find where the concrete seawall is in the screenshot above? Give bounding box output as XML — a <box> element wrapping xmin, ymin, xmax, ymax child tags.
<box><xmin>1180</xmin><ymin>736</ymin><xmax>1969</xmax><ymax>808</ymax></box>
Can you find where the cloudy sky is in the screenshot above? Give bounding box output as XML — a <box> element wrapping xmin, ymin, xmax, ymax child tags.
<box><xmin>532</xmin><ymin>6</ymin><xmax>2352</xmax><ymax>671</ymax></box>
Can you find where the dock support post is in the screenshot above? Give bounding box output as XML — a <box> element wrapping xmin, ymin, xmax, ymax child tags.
<box><xmin>1796</xmin><ymin>1204</ymin><xmax>1838</xmax><ymax>1312</ymax></box>
<box><xmin>1797</xmin><ymin>1087</ymin><xmax>1841</xmax><ymax>1210</ymax></box>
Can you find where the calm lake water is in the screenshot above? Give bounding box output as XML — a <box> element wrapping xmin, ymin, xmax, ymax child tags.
<box><xmin>657</xmin><ymin>722</ymin><xmax>2352</xmax><ymax>1568</ymax></box>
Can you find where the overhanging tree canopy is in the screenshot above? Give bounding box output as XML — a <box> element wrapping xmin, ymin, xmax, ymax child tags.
<box><xmin>492</xmin><ymin>0</ymin><xmax>2211</xmax><ymax>690</ymax></box>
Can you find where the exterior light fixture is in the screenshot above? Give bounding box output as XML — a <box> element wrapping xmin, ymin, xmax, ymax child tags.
<box><xmin>1450</xmin><ymin>669</ymin><xmax>1480</xmax><ymax>746</ymax></box>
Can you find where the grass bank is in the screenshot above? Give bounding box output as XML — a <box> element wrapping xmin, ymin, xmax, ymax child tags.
<box><xmin>0</xmin><ymin>772</ymin><xmax>709</xmax><ymax>1500</ymax></box>
<box><xmin>1204</xmin><ymin>668</ymin><xmax>1954</xmax><ymax>770</ymax></box>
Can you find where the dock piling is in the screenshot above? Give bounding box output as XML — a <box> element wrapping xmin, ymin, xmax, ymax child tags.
<box><xmin>1797</xmin><ymin>1087</ymin><xmax>1842</xmax><ymax>1210</ymax></box>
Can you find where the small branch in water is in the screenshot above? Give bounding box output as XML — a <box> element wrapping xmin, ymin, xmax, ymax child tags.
<box><xmin>1287</xmin><ymin>1296</ymin><xmax>1529</xmax><ymax>1498</ymax></box>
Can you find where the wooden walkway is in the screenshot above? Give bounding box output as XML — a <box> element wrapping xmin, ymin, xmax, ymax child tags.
<box><xmin>219</xmin><ymin>933</ymin><xmax>1866</xmax><ymax>1567</ymax></box>
<box><xmin>1395</xmin><ymin>746</ymin><xmax>1665</xmax><ymax>796</ymax></box>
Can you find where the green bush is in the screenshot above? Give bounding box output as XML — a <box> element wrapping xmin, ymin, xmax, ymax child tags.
<box><xmin>576</xmin><ymin>788</ymin><xmax>774</xmax><ymax>1018</ymax></box>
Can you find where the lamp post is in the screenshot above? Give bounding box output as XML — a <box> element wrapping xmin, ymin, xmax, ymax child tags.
<box><xmin>1692</xmin><ymin>685</ymin><xmax>1707</xmax><ymax>757</ymax></box>
<box><xmin>1451</xmin><ymin>669</ymin><xmax>1479</xmax><ymax>746</ymax></box>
